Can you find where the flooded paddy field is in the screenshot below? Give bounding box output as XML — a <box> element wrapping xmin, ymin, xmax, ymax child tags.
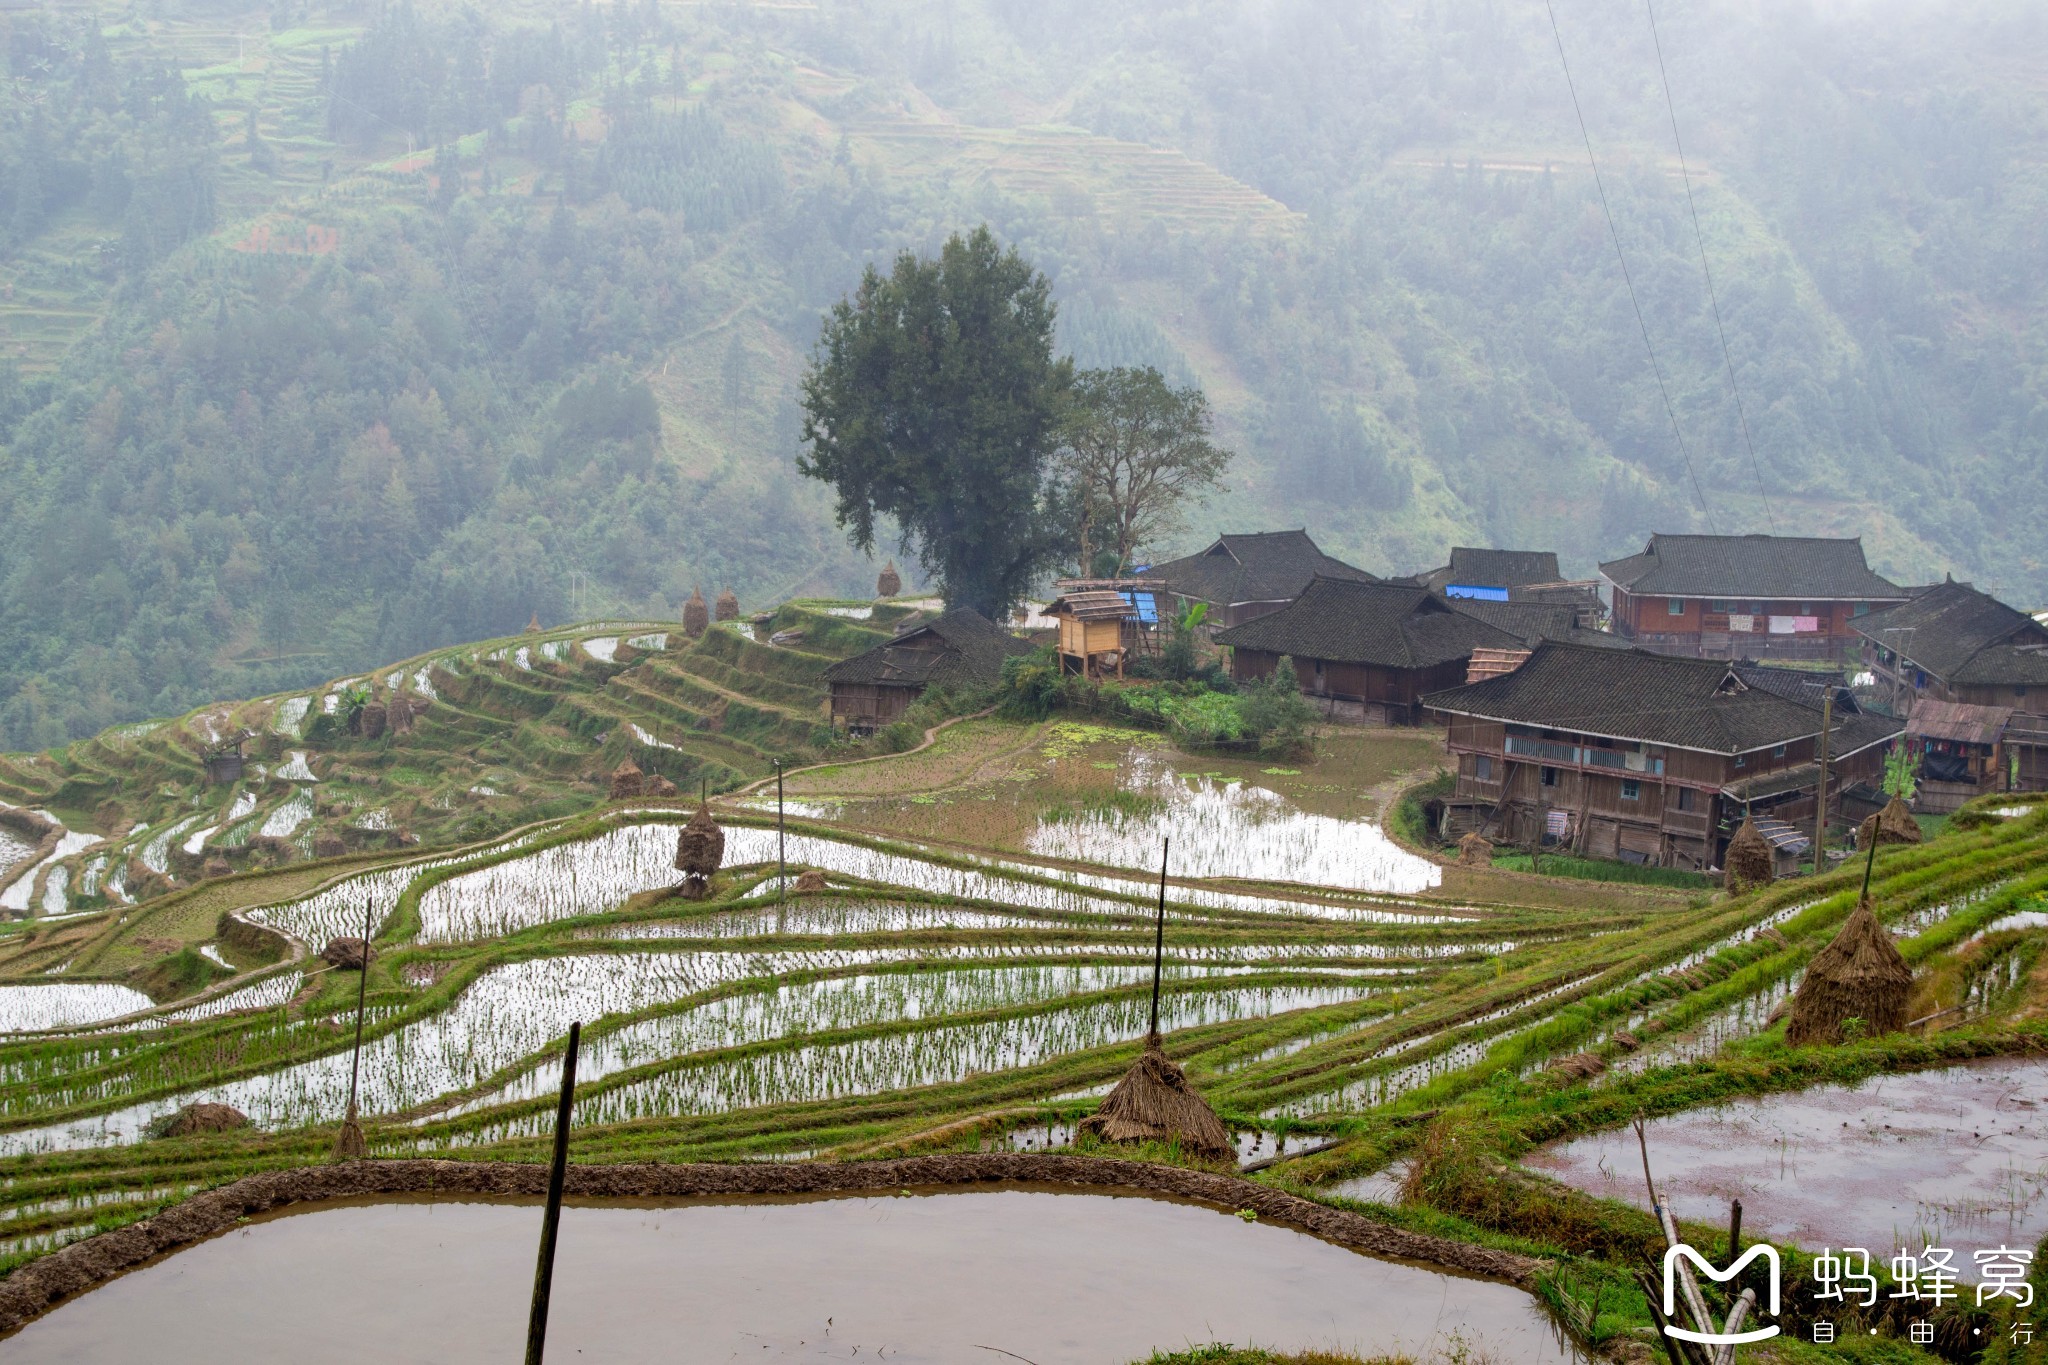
<box><xmin>4</xmin><ymin>1188</ymin><xmax>1578</xmax><ymax>1364</ymax></box>
<box><xmin>1526</xmin><ymin>1057</ymin><xmax>2048</xmax><ymax>1254</ymax></box>
<box><xmin>785</xmin><ymin>723</ymin><xmax>1447</xmax><ymax>892</ymax></box>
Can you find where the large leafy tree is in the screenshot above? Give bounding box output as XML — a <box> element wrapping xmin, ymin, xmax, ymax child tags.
<box><xmin>798</xmin><ymin>227</ymin><xmax>1072</xmax><ymax>618</ymax></box>
<box><xmin>1057</xmin><ymin>366</ymin><xmax>1232</xmax><ymax>574</ymax></box>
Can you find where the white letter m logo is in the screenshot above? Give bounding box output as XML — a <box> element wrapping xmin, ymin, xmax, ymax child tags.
<box><xmin>1663</xmin><ymin>1244</ymin><xmax>1782</xmax><ymax>1344</ymax></box>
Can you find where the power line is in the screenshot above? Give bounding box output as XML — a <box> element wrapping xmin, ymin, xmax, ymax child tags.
<box><xmin>1643</xmin><ymin>0</ymin><xmax>1778</xmax><ymax>535</ymax></box>
<box><xmin>1542</xmin><ymin>0</ymin><xmax>1719</xmax><ymax>538</ymax></box>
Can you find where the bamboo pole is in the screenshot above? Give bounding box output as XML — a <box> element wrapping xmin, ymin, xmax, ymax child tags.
<box><xmin>1813</xmin><ymin>688</ymin><xmax>1832</xmax><ymax>873</ymax></box>
<box><xmin>332</xmin><ymin>895</ymin><xmax>373</xmax><ymax>1161</ymax></box>
<box><xmin>1147</xmin><ymin>839</ymin><xmax>1169</xmax><ymax>1044</ymax></box>
<box><xmin>525</xmin><ymin>1020</ymin><xmax>582</xmax><ymax>1365</ymax></box>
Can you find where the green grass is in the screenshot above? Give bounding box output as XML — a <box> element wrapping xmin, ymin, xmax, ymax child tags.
<box><xmin>1489</xmin><ymin>851</ymin><xmax>1715</xmax><ymax>889</ymax></box>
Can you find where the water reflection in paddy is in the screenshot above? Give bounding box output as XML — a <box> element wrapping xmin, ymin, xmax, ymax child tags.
<box><xmin>4</xmin><ymin>1189</ymin><xmax>1579</xmax><ymax>1364</ymax></box>
<box><xmin>1527</xmin><ymin>1057</ymin><xmax>2048</xmax><ymax>1254</ymax></box>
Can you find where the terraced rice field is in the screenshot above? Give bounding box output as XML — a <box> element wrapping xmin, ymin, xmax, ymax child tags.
<box><xmin>0</xmin><ymin>763</ymin><xmax>2041</xmax><ymax>1343</ymax></box>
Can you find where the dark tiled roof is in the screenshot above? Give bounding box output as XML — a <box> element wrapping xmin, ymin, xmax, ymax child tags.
<box><xmin>1730</xmin><ymin>661</ymin><xmax>1861</xmax><ymax>715</ymax></box>
<box><xmin>824</xmin><ymin>608</ymin><xmax>1033</xmax><ymax>688</ymax></box>
<box><xmin>1446</xmin><ymin>599</ymin><xmax>1628</xmax><ymax>650</ymax></box>
<box><xmin>1853</xmin><ymin>579</ymin><xmax>2048</xmax><ymax>686</ymax></box>
<box><xmin>1442</xmin><ymin>547</ymin><xmax>1562</xmax><ymax>590</ymax></box>
<box><xmin>1599</xmin><ymin>534</ymin><xmax>1905</xmax><ymax>601</ymax></box>
<box><xmin>1214</xmin><ymin>577</ymin><xmax>1522</xmax><ymax>669</ymax></box>
<box><xmin>1422</xmin><ymin>640</ymin><xmax>1904</xmax><ymax>756</ymax></box>
<box><xmin>1139</xmin><ymin>530</ymin><xmax>1375</xmax><ymax>606</ymax></box>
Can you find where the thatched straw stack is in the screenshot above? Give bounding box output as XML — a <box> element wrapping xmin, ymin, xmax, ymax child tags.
<box><xmin>795</xmin><ymin>869</ymin><xmax>827</xmax><ymax>893</ymax></box>
<box><xmin>1786</xmin><ymin>903</ymin><xmax>1913</xmax><ymax>1046</ymax></box>
<box><xmin>1858</xmin><ymin>795</ymin><xmax>1922</xmax><ymax>850</ymax></box>
<box><xmin>673</xmin><ymin>803</ymin><xmax>725</xmax><ymax>899</ymax></box>
<box><xmin>1547</xmin><ymin>1052</ymin><xmax>1607</xmax><ymax>1080</ymax></box>
<box><xmin>1455</xmin><ymin>831</ymin><xmax>1493</xmax><ymax>866</ymax></box>
<box><xmin>648</xmin><ymin>775</ymin><xmax>678</xmax><ymax>798</ymax></box>
<box><xmin>526</xmin><ymin>612</ymin><xmax>542</xmax><ymax>634</ymax></box>
<box><xmin>610</xmin><ymin>761</ymin><xmax>645</xmax><ymax>800</ymax></box>
<box><xmin>151</xmin><ymin>1103</ymin><xmax>248</xmax><ymax>1139</ymax></box>
<box><xmin>358</xmin><ymin>702</ymin><xmax>387</xmax><ymax>740</ymax></box>
<box><xmin>1725</xmin><ymin>816</ymin><xmax>1775</xmax><ymax>892</ymax></box>
<box><xmin>1077</xmin><ymin>1039</ymin><xmax>1233</xmax><ymax>1158</ymax></box>
<box><xmin>715</xmin><ymin>586</ymin><xmax>740</xmax><ymax>622</ymax></box>
<box><xmin>333</xmin><ymin>1102</ymin><xmax>366</xmax><ymax>1161</ymax></box>
<box><xmin>320</xmin><ymin>937</ymin><xmax>373</xmax><ymax>970</ymax></box>
<box><xmin>877</xmin><ymin>560</ymin><xmax>902</xmax><ymax>597</ymax></box>
<box><xmin>683</xmin><ymin>586</ymin><xmax>710</xmax><ymax>638</ymax></box>
<box><xmin>387</xmin><ymin>692</ymin><xmax>415</xmax><ymax>734</ymax></box>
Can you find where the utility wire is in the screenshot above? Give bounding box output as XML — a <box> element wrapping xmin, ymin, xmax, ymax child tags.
<box><xmin>1543</xmin><ymin>0</ymin><xmax>1720</xmax><ymax>538</ymax></box>
<box><xmin>1643</xmin><ymin>0</ymin><xmax>1777</xmax><ymax>535</ymax></box>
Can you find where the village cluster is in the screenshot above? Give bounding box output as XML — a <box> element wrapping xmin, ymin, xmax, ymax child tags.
<box><xmin>824</xmin><ymin>530</ymin><xmax>2048</xmax><ymax>875</ymax></box>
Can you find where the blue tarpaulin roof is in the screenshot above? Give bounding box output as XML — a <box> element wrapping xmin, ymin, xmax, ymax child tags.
<box><xmin>1445</xmin><ymin>584</ymin><xmax>1511</xmax><ymax>601</ymax></box>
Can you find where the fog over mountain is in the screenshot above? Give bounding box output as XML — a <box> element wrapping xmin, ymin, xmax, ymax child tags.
<box><xmin>0</xmin><ymin>0</ymin><xmax>2041</xmax><ymax>745</ymax></box>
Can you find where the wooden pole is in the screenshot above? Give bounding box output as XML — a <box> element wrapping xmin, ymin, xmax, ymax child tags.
<box><xmin>333</xmin><ymin>895</ymin><xmax>373</xmax><ymax>1161</ymax></box>
<box><xmin>1726</xmin><ymin>1198</ymin><xmax>1743</xmax><ymax>1261</ymax></box>
<box><xmin>1859</xmin><ymin>820</ymin><xmax>1879</xmax><ymax>904</ymax></box>
<box><xmin>1147</xmin><ymin>839</ymin><xmax>1170</xmax><ymax>1045</ymax></box>
<box><xmin>1813</xmin><ymin>687</ymin><xmax>1832</xmax><ymax>875</ymax></box>
<box><xmin>776</xmin><ymin>760</ymin><xmax>786</xmax><ymax>901</ymax></box>
<box><xmin>525</xmin><ymin>1019</ymin><xmax>582</xmax><ymax>1365</ymax></box>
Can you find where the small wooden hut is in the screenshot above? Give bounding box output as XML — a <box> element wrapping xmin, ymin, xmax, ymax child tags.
<box><xmin>1046</xmin><ymin>589</ymin><xmax>1138</xmax><ymax>679</ymax></box>
<box><xmin>715</xmin><ymin>586</ymin><xmax>740</xmax><ymax>622</ymax></box>
<box><xmin>1786</xmin><ymin>903</ymin><xmax>1913</xmax><ymax>1045</ymax></box>
<box><xmin>877</xmin><ymin>560</ymin><xmax>902</xmax><ymax>598</ymax></box>
<box><xmin>203</xmin><ymin>736</ymin><xmax>247</xmax><ymax>785</ymax></box>
<box><xmin>683</xmin><ymin>586</ymin><xmax>710</xmax><ymax>638</ymax></box>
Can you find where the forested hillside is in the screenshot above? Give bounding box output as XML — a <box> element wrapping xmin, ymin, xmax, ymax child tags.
<box><xmin>0</xmin><ymin>0</ymin><xmax>2043</xmax><ymax>747</ymax></box>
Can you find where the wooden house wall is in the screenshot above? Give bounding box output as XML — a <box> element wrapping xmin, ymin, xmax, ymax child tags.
<box><xmin>1232</xmin><ymin>649</ymin><xmax>1464</xmax><ymax>724</ymax></box>
<box><xmin>829</xmin><ymin>681</ymin><xmax>919</xmax><ymax>727</ymax></box>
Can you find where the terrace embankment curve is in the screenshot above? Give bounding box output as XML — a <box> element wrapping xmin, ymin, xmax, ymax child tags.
<box><xmin>0</xmin><ymin>1152</ymin><xmax>1546</xmax><ymax>1336</ymax></box>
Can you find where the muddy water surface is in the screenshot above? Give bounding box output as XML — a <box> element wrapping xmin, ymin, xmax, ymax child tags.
<box><xmin>1527</xmin><ymin>1057</ymin><xmax>2048</xmax><ymax>1254</ymax></box>
<box><xmin>8</xmin><ymin>1188</ymin><xmax>1579</xmax><ymax>1364</ymax></box>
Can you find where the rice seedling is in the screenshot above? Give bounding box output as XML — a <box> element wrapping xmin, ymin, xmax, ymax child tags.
<box><xmin>2</xmin><ymin>830</ymin><xmax>102</xmax><ymax>911</ymax></box>
<box><xmin>0</xmin><ymin>985</ymin><xmax>157</xmax><ymax>1035</ymax></box>
<box><xmin>463</xmin><ymin>980</ymin><xmax>1371</xmax><ymax>1139</ymax></box>
<box><xmin>582</xmin><ymin>637</ymin><xmax>619</xmax><ymax>663</ymax></box>
<box><xmin>164</xmin><ymin>973</ymin><xmax>304</xmax><ymax>1023</ymax></box>
<box><xmin>273</xmin><ymin>751</ymin><xmax>318</xmax><ymax>782</ymax></box>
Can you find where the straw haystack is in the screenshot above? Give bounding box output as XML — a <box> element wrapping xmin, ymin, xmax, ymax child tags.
<box><xmin>610</xmin><ymin>760</ymin><xmax>645</xmax><ymax>800</ymax></box>
<box><xmin>1077</xmin><ymin>1038</ymin><xmax>1233</xmax><ymax>1158</ymax></box>
<box><xmin>795</xmin><ymin>869</ymin><xmax>827</xmax><ymax>893</ymax></box>
<box><xmin>526</xmin><ymin>612</ymin><xmax>542</xmax><ymax>634</ymax></box>
<box><xmin>1548</xmin><ymin>1052</ymin><xmax>1607</xmax><ymax>1080</ymax></box>
<box><xmin>648</xmin><ymin>775</ymin><xmax>678</xmax><ymax>798</ymax></box>
<box><xmin>313</xmin><ymin>833</ymin><xmax>346</xmax><ymax>859</ymax></box>
<box><xmin>321</xmin><ymin>937</ymin><xmax>373</xmax><ymax>970</ymax></box>
<box><xmin>877</xmin><ymin>560</ymin><xmax>902</xmax><ymax>598</ymax></box>
<box><xmin>1725</xmin><ymin>817</ymin><xmax>1775</xmax><ymax>892</ymax></box>
<box><xmin>1786</xmin><ymin>903</ymin><xmax>1913</xmax><ymax>1046</ymax></box>
<box><xmin>153</xmin><ymin>1103</ymin><xmax>248</xmax><ymax>1139</ymax></box>
<box><xmin>1858</xmin><ymin>796</ymin><xmax>1922</xmax><ymax>850</ymax></box>
<box><xmin>387</xmin><ymin>692</ymin><xmax>416</xmax><ymax>734</ymax></box>
<box><xmin>715</xmin><ymin>586</ymin><xmax>740</xmax><ymax>622</ymax></box>
<box><xmin>358</xmin><ymin>703</ymin><xmax>387</xmax><ymax>740</ymax></box>
<box><xmin>674</xmin><ymin>803</ymin><xmax>725</xmax><ymax>898</ymax></box>
<box><xmin>1456</xmin><ymin>831</ymin><xmax>1494</xmax><ymax>866</ymax></box>
<box><xmin>683</xmin><ymin>586</ymin><xmax>710</xmax><ymax>638</ymax></box>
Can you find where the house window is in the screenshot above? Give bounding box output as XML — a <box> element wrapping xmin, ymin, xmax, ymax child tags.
<box><xmin>1474</xmin><ymin>755</ymin><xmax>1494</xmax><ymax>781</ymax></box>
<box><xmin>1667</xmin><ymin>598</ymin><xmax>1686</xmax><ymax>616</ymax></box>
<box><xmin>2018</xmin><ymin>686</ymin><xmax>2029</xmax><ymax>699</ymax></box>
<box><xmin>1773</xmin><ymin>744</ymin><xmax>1787</xmax><ymax>759</ymax></box>
<box><xmin>1711</xmin><ymin>600</ymin><xmax>1733</xmax><ymax>613</ymax></box>
<box><xmin>1733</xmin><ymin>754</ymin><xmax>1746</xmax><ymax>768</ymax></box>
<box><xmin>1853</xmin><ymin>602</ymin><xmax>1872</xmax><ymax>616</ymax></box>
<box><xmin>1676</xmin><ymin>787</ymin><xmax>1696</xmax><ymax>812</ymax></box>
<box><xmin>1540</xmin><ymin>767</ymin><xmax>1559</xmax><ymax>788</ymax></box>
<box><xmin>1621</xmin><ymin>779</ymin><xmax>1641</xmax><ymax>800</ymax></box>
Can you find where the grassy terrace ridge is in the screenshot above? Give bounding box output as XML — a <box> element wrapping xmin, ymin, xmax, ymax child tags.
<box><xmin>0</xmin><ymin>605</ymin><xmax>915</xmax><ymax>979</ymax></box>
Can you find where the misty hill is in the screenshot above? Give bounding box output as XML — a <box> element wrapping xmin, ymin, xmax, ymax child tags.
<box><xmin>1</xmin><ymin>0</ymin><xmax>2044</xmax><ymax>747</ymax></box>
